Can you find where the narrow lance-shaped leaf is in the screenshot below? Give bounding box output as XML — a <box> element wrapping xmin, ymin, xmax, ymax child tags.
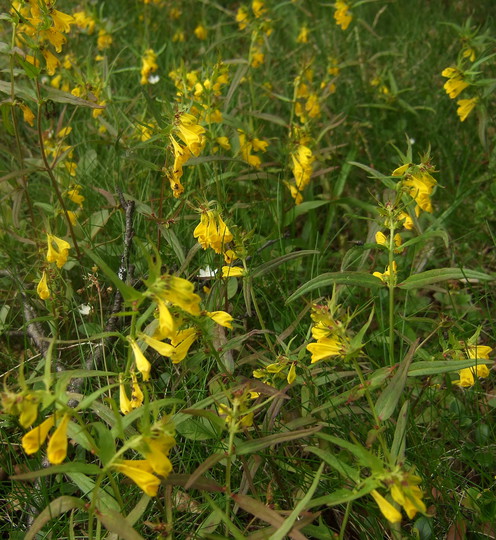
<box><xmin>25</xmin><ymin>497</ymin><xmax>85</xmax><ymax>540</ymax></box>
<box><xmin>398</xmin><ymin>268</ymin><xmax>494</xmax><ymax>290</ymax></box>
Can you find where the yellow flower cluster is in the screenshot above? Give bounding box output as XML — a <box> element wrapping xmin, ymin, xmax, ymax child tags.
<box><xmin>238</xmin><ymin>130</ymin><xmax>269</xmax><ymax>168</ymax></box>
<box><xmin>306</xmin><ymin>303</ymin><xmax>349</xmax><ymax>364</ymax></box>
<box><xmin>14</xmin><ymin>0</ymin><xmax>74</xmax><ymax>75</ymax></box>
<box><xmin>253</xmin><ymin>356</ymin><xmax>297</xmax><ymax>386</ymax></box>
<box><xmin>112</xmin><ymin>431</ymin><xmax>175</xmax><ymax>496</ymax></box>
<box><xmin>194</xmin><ymin>210</ymin><xmax>233</xmax><ymax>254</ymax></box>
<box><xmin>392</xmin><ymin>162</ymin><xmax>437</xmax><ymax>217</ymax></box>
<box><xmin>371</xmin><ymin>472</ymin><xmax>426</xmax><ymax>523</ymax></box>
<box><xmin>126</xmin><ymin>274</ymin><xmax>233</xmax><ymax>385</ymax></box>
<box><xmin>333</xmin><ymin>1</ymin><xmax>352</xmax><ymax>31</ymax></box>
<box><xmin>294</xmin><ymin>71</ymin><xmax>321</xmax><ymax>123</ymax></box>
<box><xmin>372</xmin><ymin>261</ymin><xmax>397</xmax><ymax>284</ymax></box>
<box><xmin>166</xmin><ymin>112</ymin><xmax>206</xmax><ymax>197</ymax></box>
<box><xmin>1</xmin><ymin>390</ymin><xmax>40</xmax><ymax>428</ymax></box>
<box><xmin>285</xmin><ymin>144</ymin><xmax>314</xmax><ymax>205</ymax></box>
<box><xmin>441</xmin><ymin>67</ymin><xmax>478</xmax><ymax>122</ymax></box>
<box><xmin>453</xmin><ymin>344</ymin><xmax>492</xmax><ymax>387</ymax></box>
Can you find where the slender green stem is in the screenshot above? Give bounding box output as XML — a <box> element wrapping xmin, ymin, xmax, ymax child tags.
<box><xmin>35</xmin><ymin>80</ymin><xmax>82</xmax><ymax>259</ymax></box>
<box><xmin>387</xmin><ymin>223</ymin><xmax>396</xmax><ymax>366</ymax></box>
<box><xmin>165</xmin><ymin>484</ymin><xmax>174</xmax><ymax>540</ymax></box>
<box><xmin>224</xmin><ymin>402</ymin><xmax>238</xmax><ymax>530</ymax></box>
<box><xmin>338</xmin><ymin>501</ymin><xmax>352</xmax><ymax>540</ymax></box>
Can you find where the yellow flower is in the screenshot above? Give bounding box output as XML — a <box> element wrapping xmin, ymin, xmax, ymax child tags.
<box><xmin>371</xmin><ymin>489</ymin><xmax>402</xmax><ymax>524</ymax></box>
<box><xmin>441</xmin><ymin>67</ymin><xmax>469</xmax><ymax>99</ymax></box>
<box><xmin>287</xmin><ymin>362</ymin><xmax>296</xmax><ymax>384</ymax></box>
<box><xmin>194</xmin><ymin>24</ymin><xmax>207</xmax><ymax>40</ymax></box>
<box><xmin>18</xmin><ymin>393</ymin><xmax>39</xmax><ymax>428</ymax></box>
<box><xmin>216</xmin><ymin>136</ymin><xmax>231</xmax><ymax>150</ymax></box>
<box><xmin>454</xmin><ymin>345</ymin><xmax>492</xmax><ymax>387</ymax></box>
<box><xmin>41</xmin><ymin>48</ymin><xmax>60</xmax><ymax>76</ymax></box>
<box><xmin>252</xmin><ymin>0</ymin><xmax>267</xmax><ymax>18</ymax></box>
<box><xmin>373</xmin><ymin>261</ymin><xmax>397</xmax><ymax>283</ymax></box>
<box><xmin>222</xmin><ymin>266</ymin><xmax>245</xmax><ymax>278</ymax></box>
<box><xmin>112</xmin><ymin>460</ymin><xmax>161</xmax><ymax>496</ymax></box>
<box><xmin>155</xmin><ymin>297</ymin><xmax>176</xmax><ymax>339</ymax></box>
<box><xmin>141</xmin><ymin>334</ymin><xmax>175</xmax><ymax>357</ymax></box>
<box><xmin>307</xmin><ymin>336</ymin><xmax>343</xmax><ymax>364</ymax></box>
<box><xmin>238</xmin><ymin>130</ymin><xmax>268</xmax><ymax>168</ymax></box>
<box><xmin>66</xmin><ymin>186</ymin><xmax>84</xmax><ymax>207</ymax></box>
<box><xmin>119</xmin><ymin>373</ymin><xmax>144</xmax><ymax>414</ymax></box>
<box><xmin>169</xmin><ymin>327</ymin><xmax>198</xmax><ymax>363</ymax></box>
<box><xmin>390</xmin><ymin>475</ymin><xmax>426</xmax><ymax>519</ymax></box>
<box><xmin>47</xmin><ymin>413</ymin><xmax>70</xmax><ymax>464</ymax></box>
<box><xmin>175</xmin><ymin>112</ymin><xmax>205</xmax><ymax>157</ymax></box>
<box><xmin>291</xmin><ymin>145</ymin><xmax>314</xmax><ymax>191</ymax></box>
<box><xmin>156</xmin><ymin>275</ymin><xmax>201</xmax><ymax>316</ymax></box>
<box><xmin>193</xmin><ymin>210</ymin><xmax>233</xmax><ymax>254</ymax></box>
<box><xmin>141</xmin><ymin>434</ymin><xmax>175</xmax><ymax>477</ymax></box>
<box><xmin>97</xmin><ymin>29</ymin><xmax>113</xmax><ymax>50</ymax></box>
<box><xmin>398</xmin><ymin>211</ymin><xmax>414</xmax><ymax>230</ymax></box>
<box><xmin>334</xmin><ymin>1</ymin><xmax>352</xmax><ymax>30</ymax></box>
<box><xmin>49</xmin><ymin>8</ymin><xmax>75</xmax><ymax>33</ymax></box>
<box><xmin>236</xmin><ymin>6</ymin><xmax>249</xmax><ymax>30</ymax></box>
<box><xmin>403</xmin><ymin>172</ymin><xmax>436</xmax><ymax>215</ymax></box>
<box><xmin>284</xmin><ymin>181</ymin><xmax>303</xmax><ymax>205</ymax></box>
<box><xmin>129</xmin><ymin>338</ymin><xmax>152</xmax><ymax>381</ymax></box>
<box><xmin>119</xmin><ymin>374</ymin><xmax>133</xmax><ymax>415</ymax></box>
<box><xmin>140</xmin><ymin>49</ymin><xmax>158</xmax><ymax>85</ymax></box>
<box><xmin>456</xmin><ymin>97</ymin><xmax>478</xmax><ymax>122</ymax></box>
<box><xmin>22</xmin><ymin>415</ymin><xmax>55</xmax><ymax>455</ymax></box>
<box><xmin>375</xmin><ymin>231</ymin><xmax>387</xmax><ymax>246</ymax></box>
<box><xmin>206</xmin><ymin>311</ymin><xmax>233</xmax><ymax>329</ymax></box>
<box><xmin>19</xmin><ymin>103</ymin><xmax>35</xmax><ymax>126</ymax></box>
<box><xmin>37</xmin><ymin>271</ymin><xmax>50</xmax><ymax>300</ymax></box>
<box><xmin>296</xmin><ymin>25</ymin><xmax>309</xmax><ymax>43</ymax></box>
<box><xmin>167</xmin><ymin>135</ymin><xmax>191</xmax><ymax>198</ymax></box>
<box><xmin>46</xmin><ymin>234</ymin><xmax>70</xmax><ymax>268</ymax></box>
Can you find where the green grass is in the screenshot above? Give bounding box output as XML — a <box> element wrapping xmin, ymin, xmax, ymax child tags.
<box><xmin>1</xmin><ymin>0</ymin><xmax>496</xmax><ymax>538</ymax></box>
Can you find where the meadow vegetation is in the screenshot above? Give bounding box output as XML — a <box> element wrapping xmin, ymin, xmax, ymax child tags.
<box><xmin>1</xmin><ymin>0</ymin><xmax>496</xmax><ymax>538</ymax></box>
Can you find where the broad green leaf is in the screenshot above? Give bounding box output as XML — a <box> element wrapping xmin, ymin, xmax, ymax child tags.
<box><xmin>269</xmin><ymin>464</ymin><xmax>323</xmax><ymax>540</ymax></box>
<box><xmin>349</xmin><ymin>161</ymin><xmax>396</xmax><ymax>188</ymax></box>
<box><xmin>96</xmin><ymin>508</ymin><xmax>145</xmax><ymax>540</ymax></box>
<box><xmin>398</xmin><ymin>268</ymin><xmax>494</xmax><ymax>290</ymax></box>
<box><xmin>251</xmin><ymin>250</ymin><xmax>319</xmax><ymax>279</ymax></box>
<box><xmin>42</xmin><ymin>84</ymin><xmax>106</xmax><ymax>109</ymax></box>
<box><xmin>160</xmin><ymin>226</ymin><xmax>185</xmax><ymax>265</ymax></box>
<box><xmin>235</xmin><ymin>426</ymin><xmax>321</xmax><ymax>456</ymax></box>
<box><xmin>11</xmin><ymin>462</ymin><xmax>102</xmax><ymax>480</ymax></box>
<box><xmin>286</xmin><ymin>272</ymin><xmax>383</xmax><ymax>303</ymax></box>
<box><xmin>408</xmin><ymin>358</ymin><xmax>493</xmax><ymax>377</ymax></box>
<box><xmin>93</xmin><ymin>422</ymin><xmax>116</xmax><ymax>465</ymax></box>
<box><xmin>375</xmin><ymin>341</ymin><xmax>416</xmax><ymax>422</ymax></box>
<box><xmin>176</xmin><ymin>416</ymin><xmax>221</xmax><ymax>441</ymax></box>
<box><xmin>25</xmin><ymin>496</ymin><xmax>85</xmax><ymax>540</ymax></box>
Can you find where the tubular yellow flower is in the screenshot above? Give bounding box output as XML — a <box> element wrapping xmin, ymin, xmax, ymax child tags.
<box><xmin>169</xmin><ymin>327</ymin><xmax>198</xmax><ymax>363</ymax></box>
<box><xmin>441</xmin><ymin>67</ymin><xmax>469</xmax><ymax>99</ymax></box>
<box><xmin>157</xmin><ymin>275</ymin><xmax>201</xmax><ymax>316</ymax></box>
<box><xmin>222</xmin><ymin>266</ymin><xmax>245</xmax><ymax>278</ymax></box>
<box><xmin>292</xmin><ymin>145</ymin><xmax>314</xmax><ymax>192</ymax></box>
<box><xmin>22</xmin><ymin>415</ymin><xmax>55</xmax><ymax>455</ymax></box>
<box><xmin>373</xmin><ymin>261</ymin><xmax>397</xmax><ymax>283</ymax></box>
<box><xmin>49</xmin><ymin>9</ymin><xmax>75</xmax><ymax>33</ymax></box>
<box><xmin>287</xmin><ymin>362</ymin><xmax>296</xmax><ymax>384</ymax></box>
<box><xmin>41</xmin><ymin>48</ymin><xmax>60</xmax><ymax>76</ymax></box>
<box><xmin>456</xmin><ymin>97</ymin><xmax>478</xmax><ymax>122</ymax></box>
<box><xmin>141</xmin><ymin>334</ymin><xmax>175</xmax><ymax>357</ymax></box>
<box><xmin>175</xmin><ymin>112</ymin><xmax>205</xmax><ymax>157</ymax></box>
<box><xmin>119</xmin><ymin>374</ymin><xmax>133</xmax><ymax>415</ymax></box>
<box><xmin>47</xmin><ymin>413</ymin><xmax>70</xmax><ymax>464</ymax></box>
<box><xmin>155</xmin><ymin>297</ymin><xmax>176</xmax><ymax>339</ymax></box>
<box><xmin>141</xmin><ymin>434</ymin><xmax>175</xmax><ymax>477</ymax></box>
<box><xmin>18</xmin><ymin>394</ymin><xmax>39</xmax><ymax>428</ymax></box>
<box><xmin>375</xmin><ymin>231</ymin><xmax>387</xmax><ymax>246</ymax></box>
<box><xmin>206</xmin><ymin>311</ymin><xmax>233</xmax><ymax>329</ymax></box>
<box><xmin>193</xmin><ymin>210</ymin><xmax>233</xmax><ymax>254</ymax></box>
<box><xmin>129</xmin><ymin>339</ymin><xmax>152</xmax><ymax>381</ymax></box>
<box><xmin>371</xmin><ymin>489</ymin><xmax>402</xmax><ymax>524</ymax></box>
<box><xmin>46</xmin><ymin>234</ymin><xmax>70</xmax><ymax>268</ymax></box>
<box><xmin>67</xmin><ymin>186</ymin><xmax>84</xmax><ymax>207</ymax></box>
<box><xmin>236</xmin><ymin>6</ymin><xmax>249</xmax><ymax>30</ymax></box>
<box><xmin>19</xmin><ymin>103</ymin><xmax>35</xmax><ymax>126</ymax></box>
<box><xmin>37</xmin><ymin>271</ymin><xmax>50</xmax><ymax>300</ymax></box>
<box><xmin>454</xmin><ymin>344</ymin><xmax>492</xmax><ymax>387</ymax></box>
<box><xmin>307</xmin><ymin>336</ymin><xmax>343</xmax><ymax>364</ymax></box>
<box><xmin>97</xmin><ymin>29</ymin><xmax>113</xmax><ymax>50</ymax></box>
<box><xmin>113</xmin><ymin>460</ymin><xmax>161</xmax><ymax>496</ymax></box>
<box><xmin>297</xmin><ymin>25</ymin><xmax>309</xmax><ymax>43</ymax></box>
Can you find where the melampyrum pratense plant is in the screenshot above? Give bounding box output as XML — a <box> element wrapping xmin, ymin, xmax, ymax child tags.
<box><xmin>1</xmin><ymin>0</ymin><xmax>496</xmax><ymax>538</ymax></box>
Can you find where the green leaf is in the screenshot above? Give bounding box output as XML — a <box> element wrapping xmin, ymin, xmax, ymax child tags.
<box><xmin>42</xmin><ymin>84</ymin><xmax>106</xmax><ymax>110</ymax></box>
<box><xmin>390</xmin><ymin>400</ymin><xmax>409</xmax><ymax>463</ymax></box>
<box><xmin>305</xmin><ymin>447</ymin><xmax>360</xmax><ymax>482</ymax></box>
<box><xmin>375</xmin><ymin>340</ymin><xmax>416</xmax><ymax>422</ymax></box>
<box><xmin>96</xmin><ymin>508</ymin><xmax>145</xmax><ymax>540</ymax></box>
<box><xmin>398</xmin><ymin>268</ymin><xmax>494</xmax><ymax>290</ymax></box>
<box><xmin>235</xmin><ymin>426</ymin><xmax>321</xmax><ymax>456</ymax></box>
<box><xmin>68</xmin><ymin>472</ymin><xmax>120</xmax><ymax>511</ymax></box>
<box><xmin>315</xmin><ymin>433</ymin><xmax>383</xmax><ymax>471</ymax></box>
<box><xmin>400</xmin><ymin>229</ymin><xmax>449</xmax><ymax>249</ymax></box>
<box><xmin>306</xmin><ymin>477</ymin><xmax>380</xmax><ymax>509</ymax></box>
<box><xmin>25</xmin><ymin>497</ymin><xmax>85</xmax><ymax>540</ymax></box>
<box><xmin>283</xmin><ymin>201</ymin><xmax>330</xmax><ymax>227</ymax></box>
<box><xmin>176</xmin><ymin>416</ymin><xmax>222</xmax><ymax>441</ymax></box>
<box><xmin>93</xmin><ymin>422</ymin><xmax>116</xmax><ymax>465</ymax></box>
<box><xmin>269</xmin><ymin>464</ymin><xmax>324</xmax><ymax>540</ymax></box>
<box><xmin>83</xmin><ymin>246</ymin><xmax>143</xmax><ymax>303</ymax></box>
<box><xmin>286</xmin><ymin>272</ymin><xmax>383</xmax><ymax>303</ymax></box>
<box><xmin>408</xmin><ymin>358</ymin><xmax>493</xmax><ymax>377</ymax></box>
<box><xmin>251</xmin><ymin>250</ymin><xmax>319</xmax><ymax>279</ymax></box>
<box><xmin>11</xmin><ymin>462</ymin><xmax>102</xmax><ymax>480</ymax></box>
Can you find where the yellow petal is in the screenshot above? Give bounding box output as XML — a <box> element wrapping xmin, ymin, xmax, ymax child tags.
<box><xmin>47</xmin><ymin>413</ymin><xmax>70</xmax><ymax>464</ymax></box>
<box><xmin>129</xmin><ymin>339</ymin><xmax>151</xmax><ymax>381</ymax></box>
<box><xmin>113</xmin><ymin>461</ymin><xmax>160</xmax><ymax>496</ymax></box>
<box><xmin>371</xmin><ymin>489</ymin><xmax>402</xmax><ymax>524</ymax></box>
<box><xmin>207</xmin><ymin>311</ymin><xmax>233</xmax><ymax>329</ymax></box>
<box><xmin>37</xmin><ymin>271</ymin><xmax>50</xmax><ymax>300</ymax></box>
<box><xmin>22</xmin><ymin>415</ymin><xmax>55</xmax><ymax>454</ymax></box>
